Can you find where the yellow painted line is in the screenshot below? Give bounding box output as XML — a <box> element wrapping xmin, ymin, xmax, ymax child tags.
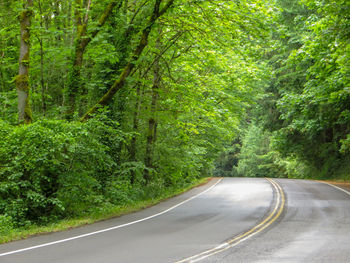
<box><xmin>175</xmin><ymin>178</ymin><xmax>285</xmax><ymax>263</ymax></box>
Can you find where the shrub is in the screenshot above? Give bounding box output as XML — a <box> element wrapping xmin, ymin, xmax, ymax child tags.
<box><xmin>0</xmin><ymin>214</ymin><xmax>13</xmax><ymax>235</ymax></box>
<box><xmin>0</xmin><ymin>118</ymin><xmax>122</xmax><ymax>226</ymax></box>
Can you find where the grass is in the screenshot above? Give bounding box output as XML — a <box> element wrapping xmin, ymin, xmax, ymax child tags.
<box><xmin>0</xmin><ymin>177</ymin><xmax>210</xmax><ymax>245</ymax></box>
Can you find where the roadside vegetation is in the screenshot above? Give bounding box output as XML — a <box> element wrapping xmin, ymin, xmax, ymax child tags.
<box><xmin>215</xmin><ymin>0</ymin><xmax>350</xmax><ymax>181</ymax></box>
<box><xmin>0</xmin><ymin>0</ymin><xmax>348</xmax><ymax>241</ymax></box>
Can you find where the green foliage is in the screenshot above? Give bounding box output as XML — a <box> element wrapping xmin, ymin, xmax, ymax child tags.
<box><xmin>1</xmin><ymin>0</ymin><xmax>349</xmax><ymax>239</ymax></box>
<box><xmin>0</xmin><ymin>214</ymin><xmax>13</xmax><ymax>235</ymax></box>
<box><xmin>224</xmin><ymin>0</ymin><xmax>349</xmax><ymax>180</ymax></box>
<box><xmin>237</xmin><ymin>124</ymin><xmax>285</xmax><ymax>178</ymax></box>
<box><xmin>268</xmin><ymin>0</ymin><xmax>350</xmax><ymax>178</ymax></box>
<box><xmin>213</xmin><ymin>143</ymin><xmax>240</xmax><ymax>177</ymax></box>
<box><xmin>0</xmin><ymin>118</ymin><xmax>123</xmax><ymax>226</ymax></box>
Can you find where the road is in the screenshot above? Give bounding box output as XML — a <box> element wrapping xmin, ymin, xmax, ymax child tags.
<box><xmin>0</xmin><ymin>177</ymin><xmax>350</xmax><ymax>263</ymax></box>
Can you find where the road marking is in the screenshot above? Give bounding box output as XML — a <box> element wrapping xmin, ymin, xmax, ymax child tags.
<box><xmin>175</xmin><ymin>178</ymin><xmax>285</xmax><ymax>263</ymax></box>
<box><xmin>0</xmin><ymin>178</ymin><xmax>223</xmax><ymax>257</ymax></box>
<box><xmin>319</xmin><ymin>181</ymin><xmax>350</xmax><ymax>196</ymax></box>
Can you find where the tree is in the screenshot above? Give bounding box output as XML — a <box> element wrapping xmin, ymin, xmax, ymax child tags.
<box><xmin>81</xmin><ymin>0</ymin><xmax>175</xmax><ymax>121</ymax></box>
<box><xmin>65</xmin><ymin>0</ymin><xmax>122</xmax><ymax>119</ymax></box>
<box><xmin>16</xmin><ymin>0</ymin><xmax>34</xmax><ymax>124</ymax></box>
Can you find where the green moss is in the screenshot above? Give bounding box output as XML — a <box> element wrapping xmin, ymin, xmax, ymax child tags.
<box><xmin>15</xmin><ymin>74</ymin><xmax>32</xmax><ymax>124</ymax></box>
<box><xmin>15</xmin><ymin>74</ymin><xmax>29</xmax><ymax>91</ymax></box>
<box><xmin>22</xmin><ymin>31</ymin><xmax>30</xmax><ymax>44</ymax></box>
<box><xmin>20</xmin><ymin>52</ymin><xmax>30</xmax><ymax>65</ymax></box>
<box><xmin>24</xmin><ymin>97</ymin><xmax>33</xmax><ymax>124</ymax></box>
<box><xmin>77</xmin><ymin>24</ymin><xmax>87</xmax><ymax>38</ymax></box>
<box><xmin>19</xmin><ymin>9</ymin><xmax>34</xmax><ymax>22</ymax></box>
<box><xmin>98</xmin><ymin>2</ymin><xmax>115</xmax><ymax>25</ymax></box>
<box><xmin>15</xmin><ymin>74</ymin><xmax>29</xmax><ymax>83</ymax></box>
<box><xmin>19</xmin><ymin>11</ymin><xmax>27</xmax><ymax>22</ymax></box>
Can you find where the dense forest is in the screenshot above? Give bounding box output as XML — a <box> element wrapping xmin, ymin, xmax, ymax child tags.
<box><xmin>0</xmin><ymin>0</ymin><xmax>349</xmax><ymax>239</ymax></box>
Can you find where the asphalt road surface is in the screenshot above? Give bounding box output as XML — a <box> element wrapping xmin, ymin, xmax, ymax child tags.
<box><xmin>1</xmin><ymin>177</ymin><xmax>350</xmax><ymax>263</ymax></box>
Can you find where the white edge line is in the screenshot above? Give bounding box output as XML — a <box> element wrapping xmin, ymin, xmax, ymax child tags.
<box><xmin>0</xmin><ymin>178</ymin><xmax>223</xmax><ymax>257</ymax></box>
<box><xmin>321</xmin><ymin>182</ymin><xmax>350</xmax><ymax>196</ymax></box>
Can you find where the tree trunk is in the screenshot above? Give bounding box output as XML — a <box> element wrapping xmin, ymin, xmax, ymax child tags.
<box><xmin>0</xmin><ymin>12</ymin><xmax>5</xmax><ymax>94</ymax></box>
<box><xmin>53</xmin><ymin>0</ymin><xmax>62</xmax><ymax>41</ymax></box>
<box><xmin>81</xmin><ymin>0</ymin><xmax>175</xmax><ymax>122</ymax></box>
<box><xmin>129</xmin><ymin>85</ymin><xmax>143</xmax><ymax>183</ymax></box>
<box><xmin>144</xmin><ymin>78</ymin><xmax>159</xmax><ymax>183</ymax></box>
<box><xmin>144</xmin><ymin>35</ymin><xmax>161</xmax><ymax>183</ymax></box>
<box><xmin>38</xmin><ymin>0</ymin><xmax>46</xmax><ymax>114</ymax></box>
<box><xmin>0</xmin><ymin>50</ymin><xmax>5</xmax><ymax>93</ymax></box>
<box><xmin>65</xmin><ymin>0</ymin><xmax>122</xmax><ymax>120</ymax></box>
<box><xmin>130</xmin><ymin>87</ymin><xmax>142</xmax><ymax>161</ymax></box>
<box><xmin>16</xmin><ymin>0</ymin><xmax>33</xmax><ymax>124</ymax></box>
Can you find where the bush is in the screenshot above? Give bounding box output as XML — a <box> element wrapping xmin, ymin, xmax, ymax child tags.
<box><xmin>0</xmin><ymin>214</ymin><xmax>13</xmax><ymax>235</ymax></box>
<box><xmin>0</xmin><ymin>118</ymin><xmax>122</xmax><ymax>226</ymax></box>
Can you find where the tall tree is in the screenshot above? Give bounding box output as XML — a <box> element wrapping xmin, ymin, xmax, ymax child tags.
<box><xmin>144</xmin><ymin>34</ymin><xmax>161</xmax><ymax>182</ymax></box>
<box><xmin>16</xmin><ymin>0</ymin><xmax>34</xmax><ymax>124</ymax></box>
<box><xmin>81</xmin><ymin>0</ymin><xmax>175</xmax><ymax>121</ymax></box>
<box><xmin>65</xmin><ymin>0</ymin><xmax>122</xmax><ymax>119</ymax></box>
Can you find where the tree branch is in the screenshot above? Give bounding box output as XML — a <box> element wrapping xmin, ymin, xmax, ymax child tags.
<box><xmin>81</xmin><ymin>0</ymin><xmax>175</xmax><ymax>121</ymax></box>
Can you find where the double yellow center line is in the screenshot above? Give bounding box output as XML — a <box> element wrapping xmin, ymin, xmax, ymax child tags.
<box><xmin>175</xmin><ymin>178</ymin><xmax>285</xmax><ymax>263</ymax></box>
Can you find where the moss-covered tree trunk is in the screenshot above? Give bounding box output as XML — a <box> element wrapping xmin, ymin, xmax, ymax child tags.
<box><xmin>65</xmin><ymin>0</ymin><xmax>89</xmax><ymax>120</ymax></box>
<box><xmin>0</xmin><ymin>43</ymin><xmax>5</xmax><ymax>93</ymax></box>
<box><xmin>130</xmin><ymin>86</ymin><xmax>142</xmax><ymax>161</ymax></box>
<box><xmin>144</xmin><ymin>91</ymin><xmax>158</xmax><ymax>182</ymax></box>
<box><xmin>129</xmin><ymin>85</ymin><xmax>143</xmax><ymax>183</ymax></box>
<box><xmin>16</xmin><ymin>0</ymin><xmax>33</xmax><ymax>124</ymax></box>
<box><xmin>38</xmin><ymin>0</ymin><xmax>46</xmax><ymax>114</ymax></box>
<box><xmin>81</xmin><ymin>0</ymin><xmax>175</xmax><ymax>122</ymax></box>
<box><xmin>65</xmin><ymin>0</ymin><xmax>122</xmax><ymax>120</ymax></box>
<box><xmin>144</xmin><ymin>37</ymin><xmax>161</xmax><ymax>183</ymax></box>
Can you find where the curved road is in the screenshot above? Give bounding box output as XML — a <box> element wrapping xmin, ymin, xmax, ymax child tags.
<box><xmin>0</xmin><ymin>177</ymin><xmax>350</xmax><ymax>262</ymax></box>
